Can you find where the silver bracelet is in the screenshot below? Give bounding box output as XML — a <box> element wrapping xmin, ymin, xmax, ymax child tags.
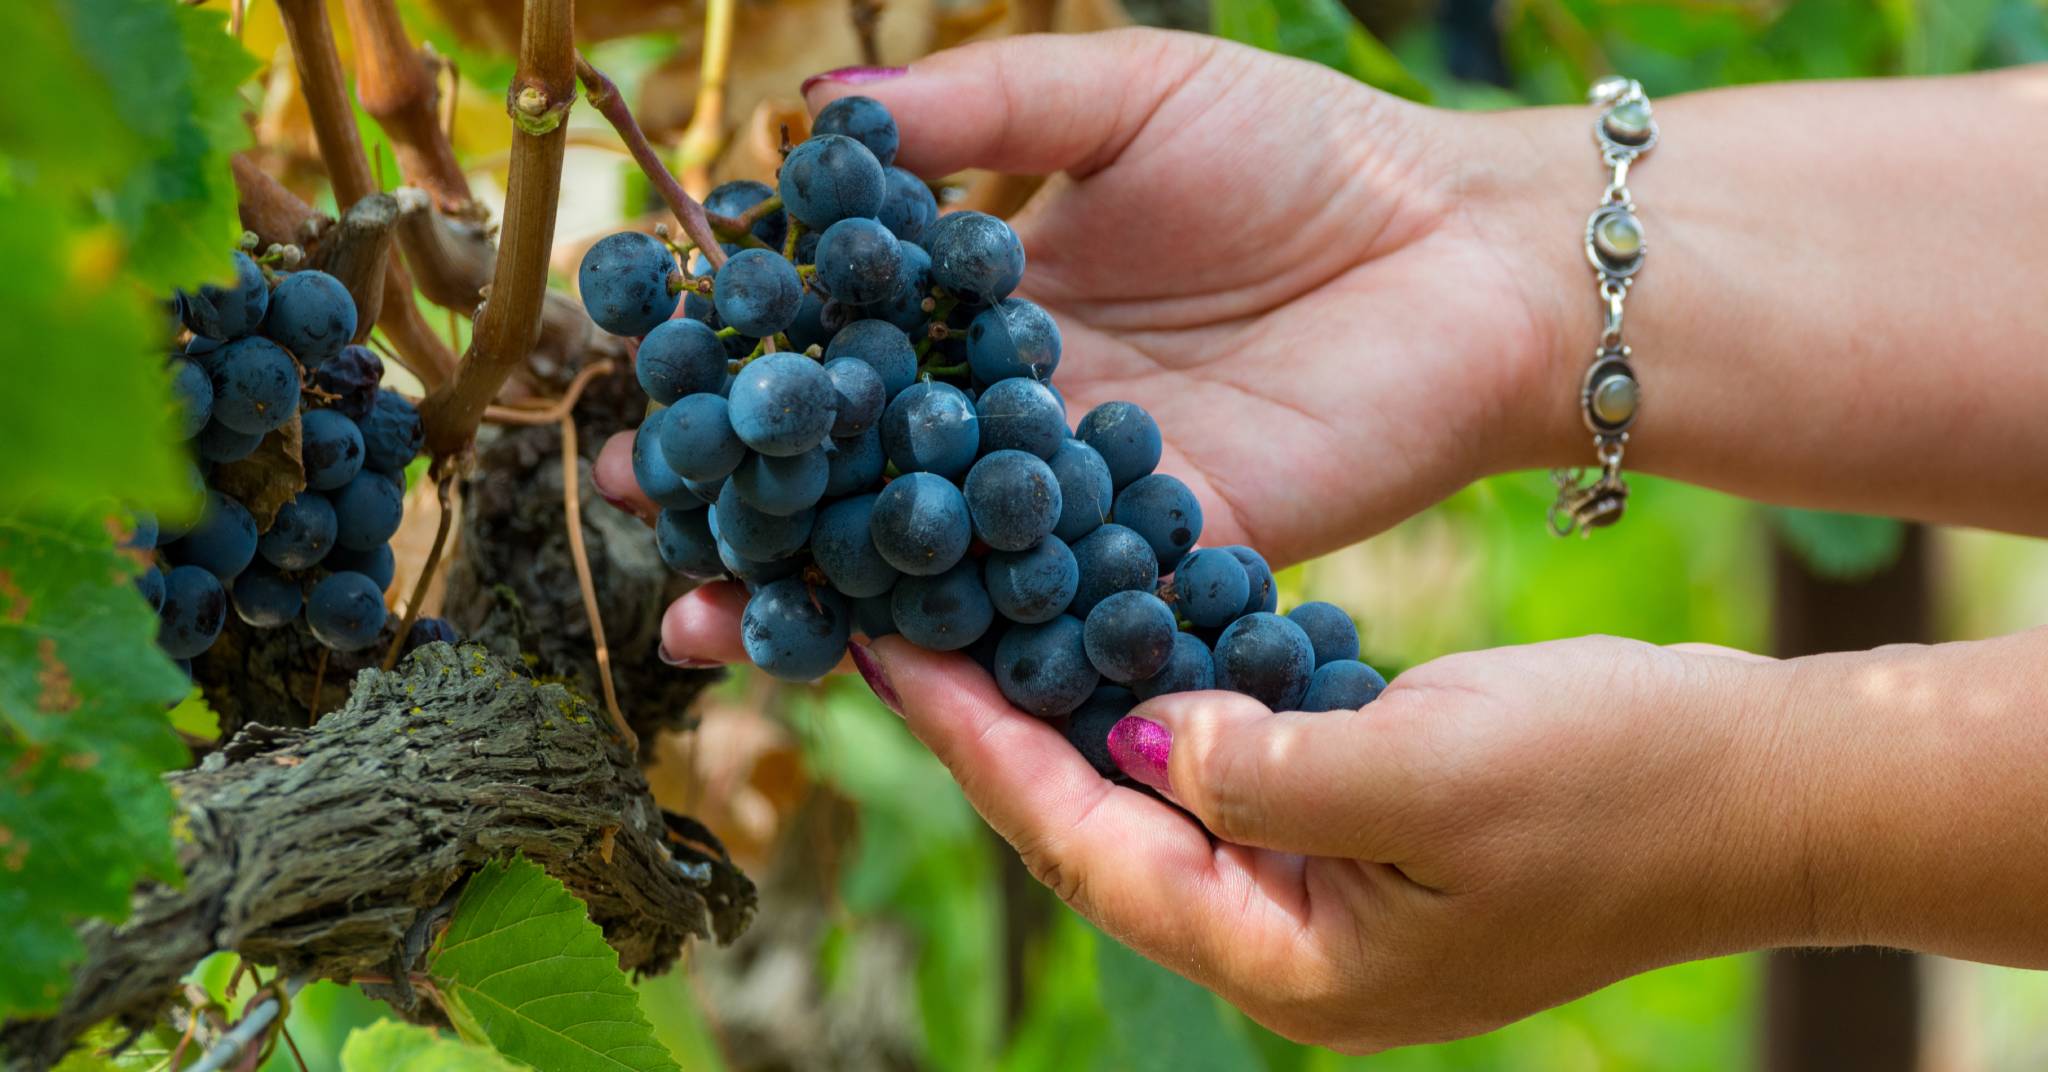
<box><xmin>1550</xmin><ymin>76</ymin><xmax>1656</xmax><ymax>537</ymax></box>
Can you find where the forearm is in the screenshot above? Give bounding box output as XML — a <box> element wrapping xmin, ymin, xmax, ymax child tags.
<box><xmin>1764</xmin><ymin>628</ymin><xmax>2048</xmax><ymax>964</ymax></box>
<box><xmin>1474</xmin><ymin>66</ymin><xmax>2048</xmax><ymax>535</ymax></box>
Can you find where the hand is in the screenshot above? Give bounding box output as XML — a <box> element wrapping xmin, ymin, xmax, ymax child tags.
<box><xmin>845</xmin><ymin>633</ymin><xmax>1813</xmax><ymax>1051</ymax></box>
<box><xmin>598</xmin><ymin>28</ymin><xmax>1570</xmax><ymax>566</ymax></box>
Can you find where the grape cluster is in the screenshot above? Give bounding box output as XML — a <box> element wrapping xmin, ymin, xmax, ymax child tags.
<box><xmin>589</xmin><ymin>96</ymin><xmax>1387</xmax><ymax>768</ymax></box>
<box><xmin>140</xmin><ymin>255</ymin><xmax>457</xmax><ymax>672</ymax></box>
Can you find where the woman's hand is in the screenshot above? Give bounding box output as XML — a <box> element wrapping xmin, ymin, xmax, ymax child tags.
<box><xmin>599</xmin><ymin>28</ymin><xmax>1568</xmax><ymax>565</ymax></box>
<box><xmin>846</xmin><ymin>633</ymin><xmax>1815</xmax><ymax>1051</ymax></box>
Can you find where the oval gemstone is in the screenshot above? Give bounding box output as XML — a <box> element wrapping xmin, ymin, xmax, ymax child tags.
<box><xmin>1591</xmin><ymin>372</ymin><xmax>1640</xmax><ymax>426</ymax></box>
<box><xmin>1594</xmin><ymin>211</ymin><xmax>1644</xmax><ymax>265</ymax></box>
<box><xmin>1604</xmin><ymin>99</ymin><xmax>1654</xmax><ymax>145</ymax></box>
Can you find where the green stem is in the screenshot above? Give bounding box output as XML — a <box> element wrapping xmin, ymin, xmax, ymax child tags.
<box><xmin>782</xmin><ymin>219</ymin><xmax>806</xmax><ymax>261</ymax></box>
<box><xmin>715</xmin><ymin>325</ymin><xmax>739</xmax><ymax>338</ymax></box>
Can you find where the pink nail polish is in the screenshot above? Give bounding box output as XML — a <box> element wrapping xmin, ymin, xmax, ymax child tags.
<box><xmin>658</xmin><ymin>644</ymin><xmax>722</xmax><ymax>670</ymax></box>
<box><xmin>801</xmin><ymin>66</ymin><xmax>909</xmax><ymax>96</ymax></box>
<box><xmin>1107</xmin><ymin>716</ymin><xmax>1172</xmax><ymax>795</ymax></box>
<box><xmin>847</xmin><ymin>641</ymin><xmax>901</xmax><ymax>715</ymax></box>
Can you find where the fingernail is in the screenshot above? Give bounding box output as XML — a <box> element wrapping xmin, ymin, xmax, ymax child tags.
<box><xmin>658</xmin><ymin>644</ymin><xmax>722</xmax><ymax>669</ymax></box>
<box><xmin>801</xmin><ymin>66</ymin><xmax>909</xmax><ymax>97</ymax></box>
<box><xmin>1107</xmin><ymin>716</ymin><xmax>1173</xmax><ymax>796</ymax></box>
<box><xmin>599</xmin><ymin>492</ymin><xmax>637</xmax><ymax>515</ymax></box>
<box><xmin>847</xmin><ymin>641</ymin><xmax>901</xmax><ymax>715</ymax></box>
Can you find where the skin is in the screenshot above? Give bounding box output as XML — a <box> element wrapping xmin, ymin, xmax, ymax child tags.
<box><xmin>597</xmin><ymin>30</ymin><xmax>2048</xmax><ymax>1051</ymax></box>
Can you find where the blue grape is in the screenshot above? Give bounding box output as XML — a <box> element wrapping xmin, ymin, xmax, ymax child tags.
<box><xmin>406</xmin><ymin>616</ymin><xmax>462</xmax><ymax>652</ymax></box>
<box><xmin>824</xmin><ymin>357</ymin><xmax>885</xmax><ymax>436</ymax></box>
<box><xmin>1075</xmin><ymin>401</ymin><xmax>1161</xmax><ymax>491</ymax></box>
<box><xmin>358</xmin><ymin>390</ymin><xmax>422</xmax><ymax>473</ymax></box>
<box><xmin>124</xmin><ymin>511</ymin><xmax>158</xmax><ymax>552</ymax></box>
<box><xmin>1301</xmin><ymin>660</ymin><xmax>1387</xmax><ymax>712</ymax></box>
<box><xmin>874</xmin><ymin>241</ymin><xmax>933</xmax><ymax>332</ymax></box>
<box><xmin>881</xmin><ymin>380</ymin><xmax>979</xmax><ymax>479</ymax></box>
<box><xmin>778</xmin><ymin>134</ymin><xmax>886</xmax><ymax>229</ymax></box>
<box><xmin>165</xmin><ymin>491</ymin><xmax>258</xmax><ymax>580</ymax></box>
<box><xmin>1065</xmin><ymin>686</ymin><xmax>1139</xmax><ymax>777</ymax></box>
<box><xmin>877</xmin><ymin>167</ymin><xmax>937</xmax><ymax>244</ymax></box>
<box><xmin>579</xmin><ymin>231</ymin><xmax>679</xmax><ymax>336</ymax></box>
<box><xmin>196</xmin><ymin>418</ymin><xmax>264</xmax><ymax>463</ymax></box>
<box><xmin>711</xmin><ymin>479</ymin><xmax>814</xmax><ymax>560</ymax></box>
<box><xmin>263</xmin><ymin>270</ymin><xmax>357</xmax><ymax>362</ymax></box>
<box><xmin>208</xmin><ymin>336</ymin><xmax>301</xmax><ymax>435</ymax></box>
<box><xmin>232</xmin><ymin>565</ymin><xmax>303</xmax><ymax>627</ymax></box>
<box><xmin>259</xmin><ymin>491</ymin><xmax>337</xmax><ymax>570</ymax></box>
<box><xmin>728</xmin><ymin>352</ymin><xmax>837</xmax><ymax>456</ymax></box>
<box><xmin>784</xmin><ymin>290</ymin><xmax>834</xmax><ymax>352</ymax></box>
<box><xmin>822</xmin><ymin>427</ymin><xmax>886</xmax><ymax>497</ymax></box>
<box><xmin>1286</xmin><ymin>602</ymin><xmax>1359</xmax><ymax>667</ymax></box>
<box><xmin>984</xmin><ymin>536</ymin><xmax>1078</xmax><ymax>625</ymax></box>
<box><xmin>158</xmin><ymin>564</ymin><xmax>227</xmax><ymax>659</ymax></box>
<box><xmin>632</xmin><ymin>414</ymin><xmax>708</xmax><ymax>510</ymax></box>
<box><xmin>974</xmin><ymin>377</ymin><xmax>1065</xmax><ymax>459</ymax></box>
<box><xmin>869</xmin><ymin>471</ymin><xmax>971</xmax><ymax>576</ymax></box>
<box><xmin>853</xmin><ymin>593</ymin><xmax>897</xmax><ymax>639</ymax></box>
<box><xmin>926</xmin><ymin>211</ymin><xmax>1025</xmax><ymax>304</ymax></box>
<box><xmin>330</xmin><ymin>470</ymin><xmax>404</xmax><ymax>551</ymax></box>
<box><xmin>1173</xmin><ymin>547</ymin><xmax>1248</xmax><ymax>629</ymax></box>
<box><xmin>1132</xmin><ymin>631</ymin><xmax>1215</xmax><ymax>701</ymax></box>
<box><xmin>1226</xmin><ymin>546</ymin><xmax>1278</xmax><ymax>615</ymax></box>
<box><xmin>136</xmin><ymin>565</ymin><xmax>166</xmax><ymax>612</ymax></box>
<box><xmin>967</xmin><ymin>299</ymin><xmax>1061</xmax><ymax>384</ymax></box>
<box><xmin>683</xmin><ymin>474</ymin><xmax>726</xmax><ymax>506</ymax></box>
<box><xmin>811</xmin><ymin>493</ymin><xmax>900</xmax><ymax>598</ymax></box>
<box><xmin>301</xmin><ymin>408</ymin><xmax>366</xmax><ymax>491</ymax></box>
<box><xmin>307</xmin><ymin>570</ymin><xmax>388</xmax><ymax>651</ymax></box>
<box><xmin>1113</xmin><ymin>473</ymin><xmax>1202</xmax><ymax>571</ymax></box>
<box><xmin>658</xmin><ymin>394</ymin><xmax>749</xmax><ymax>482</ymax></box>
<box><xmin>815</xmin><ymin>218</ymin><xmax>903</xmax><ymax>306</ymax></box>
<box><xmin>812</xmin><ymin>95</ymin><xmax>899</xmax><ymax>167</ymax></box>
<box><xmin>1082</xmin><ymin>589</ymin><xmax>1177</xmax><ymax>684</ymax></box>
<box><xmin>1069</xmin><ymin>522</ymin><xmax>1158</xmax><ymax>618</ymax></box>
<box><xmin>963</xmin><ymin>449</ymin><xmax>1062</xmax><ymax>552</ymax></box>
<box><xmin>1213</xmin><ymin>612</ymin><xmax>1315</xmax><ymax>710</ymax></box>
<box><xmin>656</xmin><ymin>507</ymin><xmax>724</xmax><ymax>580</ymax></box>
<box><xmin>890</xmin><ymin>560</ymin><xmax>993</xmax><ymax>651</ymax></box>
<box><xmin>704</xmin><ymin>178</ymin><xmax>788</xmax><ymax>249</ymax></box>
<box><xmin>324</xmin><ymin>543</ymin><xmax>394</xmax><ymax>590</ymax></box>
<box><xmin>823</xmin><ymin>319</ymin><xmax>917</xmax><ymax>399</ymax></box>
<box><xmin>741</xmin><ymin>576</ymin><xmax>851</xmax><ymax>681</ymax></box>
<box><xmin>993</xmin><ymin>615</ymin><xmax>1097</xmax><ymax>717</ymax></box>
<box><xmin>713</xmin><ymin>248</ymin><xmax>804</xmax><ymax>337</ymax></box>
<box><xmin>795</xmin><ymin>231</ymin><xmax>821</xmax><ymax>264</ymax></box>
<box><xmin>178</xmin><ymin>251</ymin><xmax>270</xmax><ymax>341</ymax></box>
<box><xmin>171</xmin><ymin>357</ymin><xmax>214</xmax><ymax>439</ymax></box>
<box><xmin>716</xmin><ymin>531</ymin><xmax>806</xmax><ymax>585</ymax></box>
<box><xmin>732</xmin><ymin>447</ymin><xmax>830</xmax><ymax>516</ymax></box>
<box><xmin>313</xmin><ymin>345</ymin><xmax>383</xmax><ymax>421</ymax></box>
<box><xmin>637</xmin><ymin>319</ymin><xmax>729</xmax><ymax>404</ymax></box>
<box><xmin>1047</xmin><ymin>439</ymin><xmax>1114</xmax><ymax>544</ymax></box>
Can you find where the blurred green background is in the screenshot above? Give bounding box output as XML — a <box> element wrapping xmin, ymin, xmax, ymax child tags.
<box><xmin>68</xmin><ymin>0</ymin><xmax>2048</xmax><ymax>1067</ymax></box>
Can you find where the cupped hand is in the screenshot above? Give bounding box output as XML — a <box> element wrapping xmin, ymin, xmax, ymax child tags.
<box><xmin>843</xmin><ymin>633</ymin><xmax>1814</xmax><ymax>1052</ymax></box>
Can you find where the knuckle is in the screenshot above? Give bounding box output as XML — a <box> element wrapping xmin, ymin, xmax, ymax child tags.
<box><xmin>1017</xmin><ymin>839</ymin><xmax>1087</xmax><ymax>907</ymax></box>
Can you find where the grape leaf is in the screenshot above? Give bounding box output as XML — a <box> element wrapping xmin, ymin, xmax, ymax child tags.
<box><xmin>1091</xmin><ymin>930</ymin><xmax>1264</xmax><ymax>1072</ymax></box>
<box><xmin>1769</xmin><ymin>508</ymin><xmax>1906</xmax><ymax>581</ymax></box>
<box><xmin>427</xmin><ymin>856</ymin><xmax>682</xmax><ymax>1072</ymax></box>
<box><xmin>1211</xmin><ymin>0</ymin><xmax>1432</xmax><ymax>102</ymax></box>
<box><xmin>341</xmin><ymin>1021</ymin><xmax>527</xmax><ymax>1072</ymax></box>
<box><xmin>0</xmin><ymin>512</ymin><xmax>189</xmax><ymax>1017</ymax></box>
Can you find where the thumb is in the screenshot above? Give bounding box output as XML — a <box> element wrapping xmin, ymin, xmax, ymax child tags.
<box><xmin>1112</xmin><ymin>688</ymin><xmax>1431</xmax><ymax>860</ymax></box>
<box><xmin>800</xmin><ymin>28</ymin><xmax>1219</xmax><ymax>179</ymax></box>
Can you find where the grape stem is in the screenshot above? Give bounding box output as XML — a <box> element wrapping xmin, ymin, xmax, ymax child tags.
<box><xmin>559</xmin><ymin>411</ymin><xmax>639</xmax><ymax>753</ymax></box>
<box><xmin>380</xmin><ymin>471</ymin><xmax>457</xmax><ymax>673</ymax></box>
<box><xmin>417</xmin><ymin>0</ymin><xmax>576</xmax><ymax>458</ymax></box>
<box><xmin>575</xmin><ymin>54</ymin><xmax>728</xmax><ymax>272</ymax></box>
<box><xmin>715</xmin><ymin>325</ymin><xmax>740</xmax><ymax>339</ymax></box>
<box><xmin>675</xmin><ymin>0</ymin><xmax>736</xmax><ymax>193</ymax></box>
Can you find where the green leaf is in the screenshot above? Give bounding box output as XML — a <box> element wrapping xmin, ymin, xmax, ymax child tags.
<box><xmin>0</xmin><ymin>512</ymin><xmax>189</xmax><ymax>1017</ymax></box>
<box><xmin>1770</xmin><ymin>508</ymin><xmax>1906</xmax><ymax>581</ymax></box>
<box><xmin>341</xmin><ymin>1021</ymin><xmax>528</xmax><ymax>1072</ymax></box>
<box><xmin>1092</xmin><ymin>929</ymin><xmax>1264</xmax><ymax>1072</ymax></box>
<box><xmin>428</xmin><ymin>855</ymin><xmax>681</xmax><ymax>1072</ymax></box>
<box><xmin>1210</xmin><ymin>0</ymin><xmax>1431</xmax><ymax>101</ymax></box>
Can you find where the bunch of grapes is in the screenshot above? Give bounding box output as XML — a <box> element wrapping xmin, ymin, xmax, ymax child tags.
<box><xmin>140</xmin><ymin>254</ymin><xmax>456</xmax><ymax>672</ymax></box>
<box><xmin>587</xmin><ymin>96</ymin><xmax>1387</xmax><ymax>771</ymax></box>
